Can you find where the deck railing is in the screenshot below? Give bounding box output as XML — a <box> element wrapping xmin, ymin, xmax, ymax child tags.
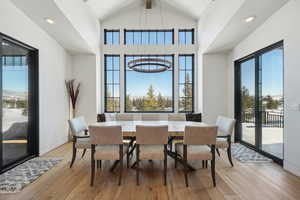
<box><xmin>242</xmin><ymin>111</ymin><xmax>284</xmax><ymax>128</ymax></box>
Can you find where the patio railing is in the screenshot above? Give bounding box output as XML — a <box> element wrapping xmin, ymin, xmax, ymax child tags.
<box><xmin>242</xmin><ymin>111</ymin><xmax>284</xmax><ymax>128</ymax></box>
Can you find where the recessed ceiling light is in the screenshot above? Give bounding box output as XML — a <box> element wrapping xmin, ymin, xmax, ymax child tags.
<box><xmin>245</xmin><ymin>16</ymin><xmax>256</xmax><ymax>23</ymax></box>
<box><xmin>45</xmin><ymin>18</ymin><xmax>55</xmax><ymax>24</ymax></box>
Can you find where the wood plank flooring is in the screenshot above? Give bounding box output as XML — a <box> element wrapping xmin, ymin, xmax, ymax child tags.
<box><xmin>1</xmin><ymin>142</ymin><xmax>300</xmax><ymax>200</ymax></box>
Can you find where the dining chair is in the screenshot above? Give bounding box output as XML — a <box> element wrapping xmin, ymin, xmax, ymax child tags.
<box><xmin>175</xmin><ymin>126</ymin><xmax>218</xmax><ymax>187</ymax></box>
<box><xmin>215</xmin><ymin>116</ymin><xmax>236</xmax><ymax>167</ymax></box>
<box><xmin>135</xmin><ymin>125</ymin><xmax>169</xmax><ymax>185</ymax></box>
<box><xmin>97</xmin><ymin>113</ymin><xmax>106</xmax><ymax>122</ymax></box>
<box><xmin>168</xmin><ymin>113</ymin><xmax>186</xmax><ymax>121</ymax></box>
<box><xmin>68</xmin><ymin>117</ymin><xmax>90</xmax><ymax>168</ymax></box>
<box><xmin>186</xmin><ymin>113</ymin><xmax>202</xmax><ymax>122</ymax></box>
<box><xmin>116</xmin><ymin>113</ymin><xmax>135</xmax><ymax>121</ymax></box>
<box><xmin>141</xmin><ymin>113</ymin><xmax>167</xmax><ymax>121</ymax></box>
<box><xmin>89</xmin><ymin>125</ymin><xmax>129</xmax><ymax>186</ymax></box>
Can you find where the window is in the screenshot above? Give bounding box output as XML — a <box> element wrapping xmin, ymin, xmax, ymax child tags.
<box><xmin>125</xmin><ymin>55</ymin><xmax>174</xmax><ymax>112</ymax></box>
<box><xmin>104</xmin><ymin>30</ymin><xmax>120</xmax><ymax>45</ymax></box>
<box><xmin>125</xmin><ymin>30</ymin><xmax>174</xmax><ymax>45</ymax></box>
<box><xmin>179</xmin><ymin>29</ymin><xmax>194</xmax><ymax>45</ymax></box>
<box><xmin>104</xmin><ymin>55</ymin><xmax>120</xmax><ymax>112</ymax></box>
<box><xmin>179</xmin><ymin>55</ymin><xmax>194</xmax><ymax>112</ymax></box>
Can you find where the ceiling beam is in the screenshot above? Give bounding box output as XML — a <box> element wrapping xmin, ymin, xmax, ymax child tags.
<box><xmin>145</xmin><ymin>0</ymin><xmax>152</xmax><ymax>9</ymax></box>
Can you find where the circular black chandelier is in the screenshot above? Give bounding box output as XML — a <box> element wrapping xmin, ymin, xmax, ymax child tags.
<box><xmin>128</xmin><ymin>58</ymin><xmax>172</xmax><ymax>73</ymax></box>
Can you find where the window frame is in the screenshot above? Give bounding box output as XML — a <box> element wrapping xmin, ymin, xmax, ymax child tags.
<box><xmin>124</xmin><ymin>29</ymin><xmax>175</xmax><ymax>45</ymax></box>
<box><xmin>178</xmin><ymin>54</ymin><xmax>195</xmax><ymax>113</ymax></box>
<box><xmin>104</xmin><ymin>29</ymin><xmax>120</xmax><ymax>45</ymax></box>
<box><xmin>104</xmin><ymin>54</ymin><xmax>120</xmax><ymax>113</ymax></box>
<box><xmin>178</xmin><ymin>29</ymin><xmax>195</xmax><ymax>45</ymax></box>
<box><xmin>124</xmin><ymin>54</ymin><xmax>175</xmax><ymax>113</ymax></box>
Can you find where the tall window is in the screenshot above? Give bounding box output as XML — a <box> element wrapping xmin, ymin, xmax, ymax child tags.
<box><xmin>125</xmin><ymin>30</ymin><xmax>174</xmax><ymax>45</ymax></box>
<box><xmin>104</xmin><ymin>30</ymin><xmax>120</xmax><ymax>45</ymax></box>
<box><xmin>179</xmin><ymin>55</ymin><xmax>194</xmax><ymax>112</ymax></box>
<box><xmin>104</xmin><ymin>55</ymin><xmax>120</xmax><ymax>112</ymax></box>
<box><xmin>179</xmin><ymin>29</ymin><xmax>194</xmax><ymax>45</ymax></box>
<box><xmin>125</xmin><ymin>55</ymin><xmax>174</xmax><ymax>112</ymax></box>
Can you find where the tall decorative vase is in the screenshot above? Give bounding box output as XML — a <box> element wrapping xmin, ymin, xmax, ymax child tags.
<box><xmin>65</xmin><ymin>79</ymin><xmax>81</xmax><ymax>141</ymax></box>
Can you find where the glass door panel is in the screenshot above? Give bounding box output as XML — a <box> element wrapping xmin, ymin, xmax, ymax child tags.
<box><xmin>2</xmin><ymin>39</ymin><xmax>29</xmax><ymax>166</ymax></box>
<box><xmin>260</xmin><ymin>47</ymin><xmax>284</xmax><ymax>159</ymax></box>
<box><xmin>240</xmin><ymin>58</ymin><xmax>256</xmax><ymax>146</ymax></box>
<box><xmin>235</xmin><ymin>41</ymin><xmax>284</xmax><ymax>164</ymax></box>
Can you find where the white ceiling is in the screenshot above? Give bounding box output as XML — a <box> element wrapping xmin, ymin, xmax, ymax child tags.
<box><xmin>205</xmin><ymin>0</ymin><xmax>289</xmax><ymax>53</ymax></box>
<box><xmin>11</xmin><ymin>0</ymin><xmax>95</xmax><ymax>54</ymax></box>
<box><xmin>85</xmin><ymin>0</ymin><xmax>213</xmax><ymax>20</ymax></box>
<box><xmin>9</xmin><ymin>0</ymin><xmax>289</xmax><ymax>54</ymax></box>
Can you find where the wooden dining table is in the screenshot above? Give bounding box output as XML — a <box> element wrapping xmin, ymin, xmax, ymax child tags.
<box><xmin>94</xmin><ymin>120</ymin><xmax>207</xmax><ymax>137</ymax></box>
<box><xmin>93</xmin><ymin>120</ymin><xmax>209</xmax><ymax>171</ymax></box>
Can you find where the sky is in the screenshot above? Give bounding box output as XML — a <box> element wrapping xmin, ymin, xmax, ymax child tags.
<box><xmin>2</xmin><ymin>66</ymin><xmax>28</xmax><ymax>93</ymax></box>
<box><xmin>241</xmin><ymin>48</ymin><xmax>283</xmax><ymax>96</ymax></box>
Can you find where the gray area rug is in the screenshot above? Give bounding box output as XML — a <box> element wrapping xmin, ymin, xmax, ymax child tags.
<box><xmin>0</xmin><ymin>157</ymin><xmax>63</xmax><ymax>193</ymax></box>
<box><xmin>231</xmin><ymin>143</ymin><xmax>272</xmax><ymax>163</ymax></box>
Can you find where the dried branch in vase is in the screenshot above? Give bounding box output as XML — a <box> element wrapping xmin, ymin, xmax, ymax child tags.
<box><xmin>65</xmin><ymin>79</ymin><xmax>80</xmax><ymax>110</ymax></box>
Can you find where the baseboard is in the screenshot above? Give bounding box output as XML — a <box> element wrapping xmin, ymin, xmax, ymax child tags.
<box><xmin>284</xmin><ymin>160</ymin><xmax>300</xmax><ymax>177</ymax></box>
<box><xmin>39</xmin><ymin>141</ymin><xmax>68</xmax><ymax>156</ymax></box>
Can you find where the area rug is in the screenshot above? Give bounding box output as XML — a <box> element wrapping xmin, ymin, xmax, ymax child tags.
<box><xmin>0</xmin><ymin>157</ymin><xmax>63</xmax><ymax>193</ymax></box>
<box><xmin>231</xmin><ymin>143</ymin><xmax>272</xmax><ymax>163</ymax></box>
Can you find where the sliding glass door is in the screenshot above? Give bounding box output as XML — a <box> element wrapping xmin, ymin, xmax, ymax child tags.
<box><xmin>0</xmin><ymin>33</ymin><xmax>39</xmax><ymax>172</ymax></box>
<box><xmin>260</xmin><ymin>46</ymin><xmax>284</xmax><ymax>159</ymax></box>
<box><xmin>240</xmin><ymin>58</ymin><xmax>256</xmax><ymax>146</ymax></box>
<box><xmin>235</xmin><ymin>41</ymin><xmax>284</xmax><ymax>164</ymax></box>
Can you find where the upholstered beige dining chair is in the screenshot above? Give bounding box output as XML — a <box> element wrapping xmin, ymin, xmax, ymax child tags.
<box><xmin>215</xmin><ymin>116</ymin><xmax>236</xmax><ymax>167</ymax></box>
<box><xmin>89</xmin><ymin>125</ymin><xmax>129</xmax><ymax>186</ymax></box>
<box><xmin>116</xmin><ymin>113</ymin><xmax>136</xmax><ymax>121</ymax></box>
<box><xmin>68</xmin><ymin>117</ymin><xmax>91</xmax><ymax>168</ymax></box>
<box><xmin>141</xmin><ymin>113</ymin><xmax>167</xmax><ymax>121</ymax></box>
<box><xmin>175</xmin><ymin>126</ymin><xmax>218</xmax><ymax>187</ymax></box>
<box><xmin>135</xmin><ymin>125</ymin><xmax>169</xmax><ymax>185</ymax></box>
<box><xmin>168</xmin><ymin>113</ymin><xmax>186</xmax><ymax>121</ymax></box>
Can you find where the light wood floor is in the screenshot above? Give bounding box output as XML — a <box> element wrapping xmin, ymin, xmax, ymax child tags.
<box><xmin>1</xmin><ymin>143</ymin><xmax>300</xmax><ymax>200</ymax></box>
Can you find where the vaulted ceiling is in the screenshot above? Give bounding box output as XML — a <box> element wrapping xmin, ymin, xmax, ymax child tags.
<box><xmin>85</xmin><ymin>0</ymin><xmax>213</xmax><ymax>20</ymax></box>
<box><xmin>10</xmin><ymin>0</ymin><xmax>289</xmax><ymax>54</ymax></box>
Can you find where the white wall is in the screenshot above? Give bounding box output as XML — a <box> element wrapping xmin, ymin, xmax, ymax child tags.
<box><xmin>200</xmin><ymin>53</ymin><xmax>229</xmax><ymax>124</ymax></box>
<box><xmin>0</xmin><ymin>0</ymin><xmax>71</xmax><ymax>155</ymax></box>
<box><xmin>71</xmin><ymin>55</ymin><xmax>98</xmax><ymax>124</ymax></box>
<box><xmin>229</xmin><ymin>0</ymin><xmax>300</xmax><ymax>176</ymax></box>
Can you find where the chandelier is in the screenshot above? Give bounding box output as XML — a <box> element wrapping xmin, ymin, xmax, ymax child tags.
<box><xmin>128</xmin><ymin>57</ymin><xmax>172</xmax><ymax>73</ymax></box>
<box><xmin>129</xmin><ymin>0</ymin><xmax>172</xmax><ymax>73</ymax></box>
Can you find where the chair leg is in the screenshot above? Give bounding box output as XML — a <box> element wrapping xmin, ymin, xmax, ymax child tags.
<box><xmin>216</xmin><ymin>148</ymin><xmax>220</xmax><ymax>157</ymax></box>
<box><xmin>97</xmin><ymin>160</ymin><xmax>102</xmax><ymax>169</ymax></box>
<box><xmin>168</xmin><ymin>136</ymin><xmax>173</xmax><ymax>150</ymax></box>
<box><xmin>70</xmin><ymin>142</ymin><xmax>77</xmax><ymax>168</ymax></box>
<box><xmin>183</xmin><ymin>145</ymin><xmax>189</xmax><ymax>187</ymax></box>
<box><xmin>175</xmin><ymin>146</ymin><xmax>178</xmax><ymax>169</ymax></box>
<box><xmin>211</xmin><ymin>145</ymin><xmax>216</xmax><ymax>187</ymax></box>
<box><xmin>202</xmin><ymin>160</ymin><xmax>205</xmax><ymax>168</ymax></box>
<box><xmin>81</xmin><ymin>149</ymin><xmax>87</xmax><ymax>158</ymax></box>
<box><xmin>227</xmin><ymin>145</ymin><xmax>234</xmax><ymax>167</ymax></box>
<box><xmin>126</xmin><ymin>151</ymin><xmax>129</xmax><ymax>168</ymax></box>
<box><xmin>119</xmin><ymin>145</ymin><xmax>123</xmax><ymax>186</ymax></box>
<box><xmin>136</xmin><ymin>144</ymin><xmax>140</xmax><ymax>186</ymax></box>
<box><xmin>90</xmin><ymin>145</ymin><xmax>95</xmax><ymax>186</ymax></box>
<box><xmin>164</xmin><ymin>145</ymin><xmax>167</xmax><ymax>185</ymax></box>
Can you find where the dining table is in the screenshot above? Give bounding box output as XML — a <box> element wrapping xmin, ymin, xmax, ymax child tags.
<box><xmin>93</xmin><ymin>120</ymin><xmax>209</xmax><ymax>171</ymax></box>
